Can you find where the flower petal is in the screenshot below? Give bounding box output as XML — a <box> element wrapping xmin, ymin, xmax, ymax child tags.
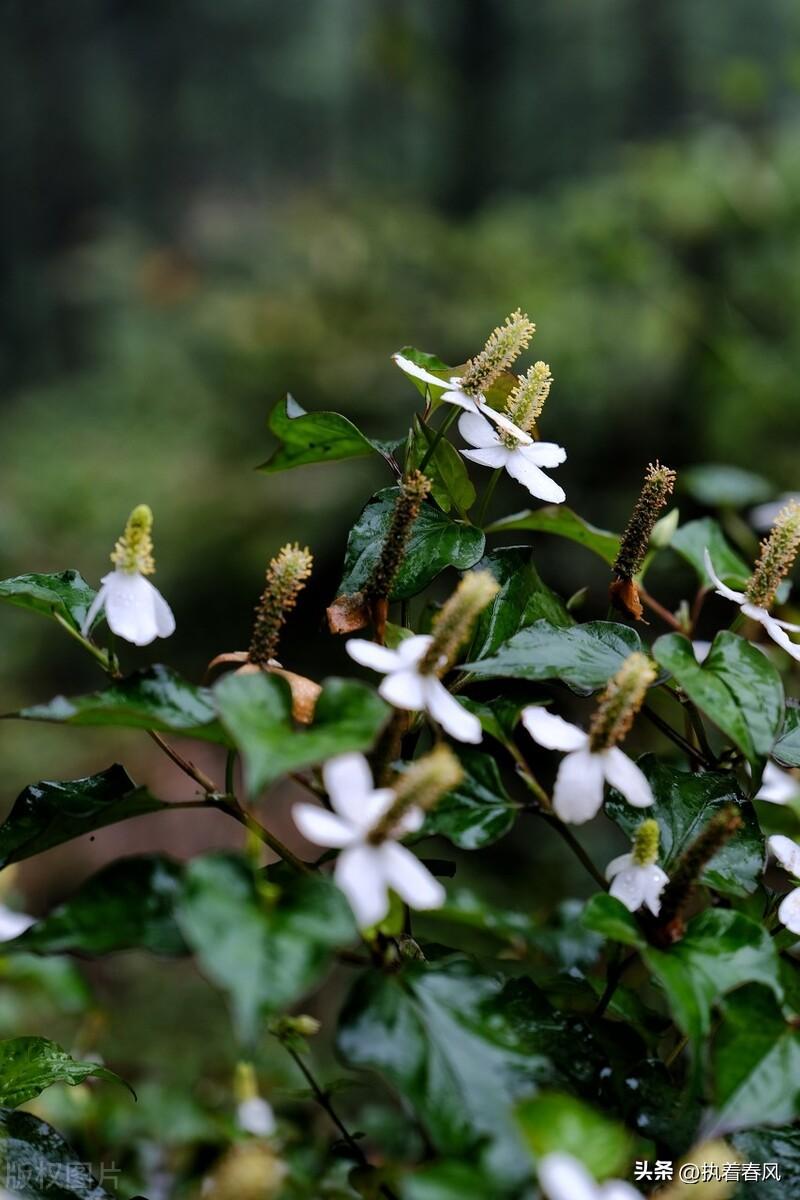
<box><xmin>538</xmin><ymin>1153</ymin><xmax>602</xmax><ymax>1200</ymax></box>
<box><xmin>608</xmin><ymin>867</ymin><xmax>649</xmax><ymax>913</ymax></box>
<box><xmin>396</xmin><ymin>634</ymin><xmax>434</xmax><ymax>666</ymax></box>
<box><xmin>552</xmin><ymin>750</ymin><xmax>606</xmax><ymax>824</ymax></box>
<box><xmin>346</xmin><ymin>639</ymin><xmax>402</xmax><ymax>673</ymax></box>
<box><xmin>292</xmin><ymin>803</ymin><xmax>355</xmax><ymax>848</ymax></box>
<box><xmin>758</xmin><ymin>613</ymin><xmax>800</xmax><ymax>662</ymax></box>
<box><xmin>603</xmin><ymin>748</ymin><xmax>654</xmax><ymax>808</ymax></box>
<box><xmin>605</xmin><ymin>852</ymin><xmax>634</xmax><ymax>881</ymax></box>
<box><xmin>518</xmin><ymin>441</ymin><xmax>567</xmax><ymax>468</ymax></box>
<box><xmin>769</xmin><ymin>834</ymin><xmax>800</xmax><ymax>877</ymax></box>
<box><xmin>480</xmin><ymin>404</ymin><xmax>533</xmax><ymax>444</ymax></box>
<box><xmin>334</xmin><ymin>844</ymin><xmax>389</xmax><ymax>928</ymax></box>
<box><xmin>521</xmin><ymin>706</ymin><xmax>588</xmax><ymax>752</ymax></box>
<box><xmin>441</xmin><ymin>387</ymin><xmax>478</xmax><ymax>411</ymax></box>
<box><xmin>642</xmin><ymin>866</ymin><xmax>669</xmax><ymax>916</ymax></box>
<box><xmin>149</xmin><ymin>581</ymin><xmax>176</xmax><ymax>638</ymax></box>
<box><xmin>778</xmin><ymin>887</ymin><xmax>800</xmax><ymax>936</ymax></box>
<box><xmin>505</xmin><ymin>453</ymin><xmax>566</xmax><ymax>504</ymax></box>
<box><xmin>392</xmin><ymin>353</ymin><xmax>449</xmax><ymax>391</ymax></box>
<box><xmin>102</xmin><ymin>571</ymin><xmax>161</xmax><ymax>646</ymax></box>
<box><xmin>0</xmin><ymin>906</ymin><xmax>35</xmax><ymax>942</ymax></box>
<box><xmin>423</xmin><ymin>678</ymin><xmax>483</xmax><ymax>743</ymax></box>
<box><xmin>757</xmin><ymin>762</ymin><xmax>799</xmax><ymax>805</ymax></box>
<box><xmin>379</xmin><ymin>842</ymin><xmax>446</xmax><ymax>911</ymax></box>
<box><xmin>81</xmin><ymin>582</ymin><xmax>108</xmax><ymax>637</ymax></box>
<box><xmin>461</xmin><ymin>446</ymin><xmax>511</xmax><ymax>469</ymax></box>
<box><xmin>323</xmin><ymin>753</ymin><xmax>373</xmax><ymax>817</ymax></box>
<box><xmin>703</xmin><ymin>549</ymin><xmax>745</xmax><ymax>603</ymax></box>
<box><xmin>237</xmin><ymin>1097</ymin><xmax>276</xmax><ymax>1136</ymax></box>
<box><xmin>379</xmin><ymin>668</ymin><xmax>427</xmax><ymax>711</ymax></box>
<box><xmin>457</xmin><ymin>409</ymin><xmax>499</xmax><ymax>449</ymax></box>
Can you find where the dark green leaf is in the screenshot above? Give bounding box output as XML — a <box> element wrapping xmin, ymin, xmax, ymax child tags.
<box><xmin>606</xmin><ymin>758</ymin><xmax>763</xmax><ymax>898</ymax></box>
<box><xmin>773</xmin><ymin>705</ymin><xmax>800</xmax><ymax>768</ymax></box>
<box><xmin>682</xmin><ymin>464</ymin><xmax>773</xmax><ymax>509</ymax></box>
<box><xmin>0</xmin><ymin>1037</ymin><xmax>125</xmax><ymax>1108</ymax></box>
<box><xmin>0</xmin><ymin>765</ymin><xmax>167</xmax><ymax>869</ymax></box>
<box><xmin>671</xmin><ymin>518</ymin><xmax>750</xmax><ymax>589</ymax></box>
<box><xmin>652</xmin><ymin>632</ymin><xmax>784</xmax><ymax>765</ymax></box>
<box><xmin>9</xmin><ymin>856</ymin><xmax>187</xmax><ymax>957</ymax></box>
<box><xmin>401</xmin><ymin>1162</ymin><xmax>500</xmax><ymax>1200</ymax></box>
<box><xmin>407</xmin><ymin>415</ymin><xmax>476</xmax><ymax>514</ymax></box>
<box><xmin>582</xmin><ymin>894</ymin><xmax>646</xmax><ymax>948</ymax></box>
<box><xmin>12</xmin><ymin>665</ymin><xmax>228</xmax><ymax>744</ymax></box>
<box><xmin>176</xmin><ymin>854</ymin><xmax>355</xmax><ymax>1038</ymax></box>
<box><xmin>643</xmin><ymin>910</ymin><xmax>782</xmax><ymax>1044</ymax></box>
<box><xmin>713</xmin><ymin>985</ymin><xmax>800</xmax><ymax>1132</ymax></box>
<box><xmin>516</xmin><ymin>1092</ymin><xmax>633</xmax><ymax>1180</ymax></box>
<box><xmin>338</xmin><ymin>487</ymin><xmax>485</xmax><ymax>601</ymax></box>
<box><xmin>485</xmin><ymin>506</ymin><xmax>620</xmax><ymax>565</ymax></box>
<box><xmin>731</xmin><ymin>1125</ymin><xmax>800</xmax><ymax>1198</ymax></box>
<box><xmin>0</xmin><ymin>570</ymin><xmax>98</xmax><ymax>633</ymax></box>
<box><xmin>465</xmin><ymin>547</ymin><xmax>571</xmax><ymax>664</ymax></box>
<box><xmin>422</xmin><ymin>749</ymin><xmax>518</xmax><ymax>849</ymax></box>
<box><xmin>464</xmin><ymin>620</ymin><xmax>643</xmax><ymax>695</ymax></box>
<box><xmin>214</xmin><ymin>672</ymin><xmax>388</xmax><ymax>794</ymax></box>
<box><xmin>258</xmin><ymin>394</ymin><xmax>376</xmax><ymax>472</ymax></box>
<box><xmin>0</xmin><ymin>1108</ymin><xmax>118</xmax><ymax>1199</ymax></box>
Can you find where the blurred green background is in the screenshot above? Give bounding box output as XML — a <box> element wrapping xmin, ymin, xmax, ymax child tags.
<box><xmin>2</xmin><ymin>2</ymin><xmax>800</xmax><ymax>1194</ymax></box>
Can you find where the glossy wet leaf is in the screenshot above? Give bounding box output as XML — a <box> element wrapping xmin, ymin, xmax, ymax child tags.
<box><xmin>407</xmin><ymin>414</ymin><xmax>476</xmax><ymax>513</ymax></box>
<box><xmin>606</xmin><ymin>757</ymin><xmax>763</xmax><ymax>897</ymax></box>
<box><xmin>485</xmin><ymin>505</ymin><xmax>620</xmax><ymax>565</ymax></box>
<box><xmin>176</xmin><ymin>854</ymin><xmax>355</xmax><ymax>1038</ymax></box>
<box><xmin>338</xmin><ymin>487</ymin><xmax>485</xmax><ymax>601</ymax></box>
<box><xmin>464</xmin><ymin>620</ymin><xmax>643</xmax><ymax>695</ymax></box>
<box><xmin>773</xmin><ymin>705</ymin><xmax>800</xmax><ymax>768</ymax></box>
<box><xmin>682</xmin><ymin>464</ymin><xmax>773</xmax><ymax>509</ymax></box>
<box><xmin>0</xmin><ymin>570</ymin><xmax>99</xmax><ymax>633</ymax></box>
<box><xmin>0</xmin><ymin>1108</ymin><xmax>118</xmax><ymax>1199</ymax></box>
<box><xmin>12</xmin><ymin>664</ymin><xmax>228</xmax><ymax>744</ymax></box>
<box><xmin>422</xmin><ymin>749</ymin><xmax>518</xmax><ymax>850</ymax></box>
<box><xmin>465</xmin><ymin>547</ymin><xmax>571</xmax><ymax>664</ymax></box>
<box><xmin>582</xmin><ymin>894</ymin><xmax>646</xmax><ymax>948</ymax></box>
<box><xmin>712</xmin><ymin>985</ymin><xmax>800</xmax><ymax>1133</ymax></box>
<box><xmin>642</xmin><ymin>910</ymin><xmax>782</xmax><ymax>1044</ymax></box>
<box><xmin>9</xmin><ymin>856</ymin><xmax>187</xmax><ymax>957</ymax></box>
<box><xmin>214</xmin><ymin>672</ymin><xmax>388</xmax><ymax>794</ymax></box>
<box><xmin>0</xmin><ymin>1037</ymin><xmax>125</xmax><ymax>1108</ymax></box>
<box><xmin>258</xmin><ymin>394</ymin><xmax>377</xmax><ymax>472</ymax></box>
<box><xmin>516</xmin><ymin>1092</ymin><xmax>633</xmax><ymax>1180</ymax></box>
<box><xmin>731</xmin><ymin>1125</ymin><xmax>800</xmax><ymax>1197</ymax></box>
<box><xmin>653</xmin><ymin>632</ymin><xmax>784</xmax><ymax>765</ymax></box>
<box><xmin>0</xmin><ymin>764</ymin><xmax>167</xmax><ymax>868</ymax></box>
<box><xmin>671</xmin><ymin>517</ymin><xmax>750</xmax><ymax>589</ymax></box>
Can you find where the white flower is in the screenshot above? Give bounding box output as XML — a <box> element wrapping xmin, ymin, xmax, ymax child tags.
<box><xmin>704</xmin><ymin>548</ymin><xmax>800</xmax><ymax>662</ymax></box>
<box><xmin>756</xmin><ymin>762</ymin><xmax>800</xmax><ymax>805</ymax></box>
<box><xmin>538</xmin><ymin>1153</ymin><xmax>643</xmax><ymax>1200</ymax></box>
<box><xmin>83</xmin><ymin>569</ymin><xmax>176</xmax><ymax>647</ymax></box>
<box><xmin>393</xmin><ymin>353</ymin><xmax>533</xmax><ymax>441</ymax></box>
<box><xmin>293</xmin><ymin>753</ymin><xmax>445</xmax><ymax>928</ymax></box>
<box><xmin>458</xmin><ymin>410</ymin><xmax>566</xmax><ymax>504</ymax></box>
<box><xmin>606</xmin><ymin>854</ymin><xmax>668</xmax><ymax>916</ymax></box>
<box><xmin>768</xmin><ymin>834</ymin><xmax>800</xmax><ymax>934</ymax></box>
<box><xmin>237</xmin><ymin>1096</ymin><xmax>276</xmax><ymax>1137</ymax></box>
<box><xmin>346</xmin><ymin>635</ymin><xmax>482</xmax><ymax>744</ymax></box>
<box><xmin>0</xmin><ymin>906</ymin><xmax>35</xmax><ymax>942</ymax></box>
<box><xmin>521</xmin><ymin>707</ymin><xmax>653</xmax><ymax>824</ymax></box>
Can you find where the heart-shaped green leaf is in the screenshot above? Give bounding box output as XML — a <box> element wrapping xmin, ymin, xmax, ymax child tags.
<box><xmin>773</xmin><ymin>705</ymin><xmax>800</xmax><ymax>768</ymax></box>
<box><xmin>486</xmin><ymin>506</ymin><xmax>620</xmax><ymax>565</ymax></box>
<box><xmin>0</xmin><ymin>570</ymin><xmax>98</xmax><ymax>633</ymax></box>
<box><xmin>0</xmin><ymin>1108</ymin><xmax>118</xmax><ymax>1199</ymax></box>
<box><xmin>516</xmin><ymin>1092</ymin><xmax>634</xmax><ymax>1180</ymax></box>
<box><xmin>0</xmin><ymin>1037</ymin><xmax>127</xmax><ymax>1108</ymax></box>
<box><xmin>713</xmin><ymin>985</ymin><xmax>800</xmax><ymax>1132</ymax></box>
<box><xmin>653</xmin><ymin>632</ymin><xmax>784</xmax><ymax>765</ymax></box>
<box><xmin>671</xmin><ymin>517</ymin><xmax>750</xmax><ymax>589</ymax></box>
<box><xmin>422</xmin><ymin>749</ymin><xmax>518</xmax><ymax>850</ymax></box>
<box><xmin>258</xmin><ymin>394</ymin><xmax>377</xmax><ymax>472</ymax></box>
<box><xmin>465</xmin><ymin>547</ymin><xmax>571</xmax><ymax>664</ymax></box>
<box><xmin>338</xmin><ymin>487</ymin><xmax>485</xmax><ymax>601</ymax></box>
<box><xmin>407</xmin><ymin>415</ymin><xmax>476</xmax><ymax>513</ymax></box>
<box><xmin>214</xmin><ymin>672</ymin><xmax>388</xmax><ymax>794</ymax></box>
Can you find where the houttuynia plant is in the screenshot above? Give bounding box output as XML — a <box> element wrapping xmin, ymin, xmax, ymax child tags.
<box><xmin>1</xmin><ymin>311</ymin><xmax>800</xmax><ymax>1199</ymax></box>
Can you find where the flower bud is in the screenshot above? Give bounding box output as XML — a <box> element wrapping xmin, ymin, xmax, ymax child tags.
<box><xmin>610</xmin><ymin>462</ymin><xmax>677</xmax><ymax>619</ymax></box>
<box><xmin>503</xmin><ymin>361</ymin><xmax>553</xmax><ymax>434</ymax></box>
<box><xmin>249</xmin><ymin>543</ymin><xmax>313</xmax><ymax>667</ymax></box>
<box><xmin>110</xmin><ymin>504</ymin><xmax>156</xmax><ymax>575</ymax></box>
<box><xmin>368</xmin><ymin>744</ymin><xmax>463</xmax><ymax>844</ymax></box>
<box><xmin>631</xmin><ymin>818</ymin><xmax>660</xmax><ymax>867</ymax></box>
<box><xmin>745</xmin><ymin>499</ymin><xmax>800</xmax><ymax>609</ymax></box>
<box><xmin>459</xmin><ymin>310</ymin><xmax>536</xmax><ymax>396</ymax></box>
<box><xmin>418</xmin><ymin>570</ymin><xmax>500</xmax><ymax>677</ymax></box>
<box><xmin>588</xmin><ymin>652</ymin><xmax>656</xmax><ymax>752</ymax></box>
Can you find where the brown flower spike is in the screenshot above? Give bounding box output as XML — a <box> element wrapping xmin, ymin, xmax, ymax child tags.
<box><xmin>610</xmin><ymin>461</ymin><xmax>677</xmax><ymax>620</ymax></box>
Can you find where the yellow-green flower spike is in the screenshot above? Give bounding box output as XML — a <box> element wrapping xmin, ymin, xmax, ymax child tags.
<box><xmin>745</xmin><ymin>499</ymin><xmax>800</xmax><ymax>610</ymax></box>
<box><xmin>419</xmin><ymin>570</ymin><xmax>501</xmax><ymax>677</ymax></box>
<box><xmin>589</xmin><ymin>651</ymin><xmax>656</xmax><ymax>752</ymax></box>
<box><xmin>368</xmin><ymin>744</ymin><xmax>463</xmax><ymax>844</ymax></box>
<box><xmin>249</xmin><ymin>543</ymin><xmax>313</xmax><ymax>666</ymax></box>
<box><xmin>504</xmin><ymin>361</ymin><xmax>553</xmax><ymax>434</ymax></box>
<box><xmin>631</xmin><ymin>818</ymin><xmax>660</xmax><ymax>867</ymax></box>
<box><xmin>459</xmin><ymin>309</ymin><xmax>536</xmax><ymax>396</ymax></box>
<box><xmin>110</xmin><ymin>504</ymin><xmax>156</xmax><ymax>575</ymax></box>
<box><xmin>234</xmin><ymin>1061</ymin><xmax>259</xmax><ymax>1103</ymax></box>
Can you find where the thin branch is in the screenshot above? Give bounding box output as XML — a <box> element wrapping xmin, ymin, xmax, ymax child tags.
<box><xmin>214</xmin><ymin>795</ymin><xmax>311</xmax><ymax>875</ymax></box>
<box><xmin>147</xmin><ymin>730</ymin><xmax>220</xmax><ymax>795</ymax></box>
<box><xmin>539</xmin><ymin>812</ymin><xmax>608</xmax><ymax>890</ymax></box>
<box><xmin>637</xmin><ymin>584</ymin><xmax>683</xmax><ymax>631</ymax></box>
<box><xmin>642</xmin><ymin>705</ymin><xmax>714</xmax><ymax>768</ymax></box>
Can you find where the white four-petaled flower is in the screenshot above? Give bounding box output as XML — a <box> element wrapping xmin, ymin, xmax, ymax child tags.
<box><xmin>346</xmin><ymin>635</ymin><xmax>482</xmax><ymax>744</ymax></box>
<box><xmin>83</xmin><ymin>569</ymin><xmax>176</xmax><ymax>647</ymax></box>
<box><xmin>605</xmin><ymin>853</ymin><xmax>668</xmax><ymax>916</ymax></box>
<box><xmin>292</xmin><ymin>753</ymin><xmax>445</xmax><ymax>928</ymax></box>
<box><xmin>458</xmin><ymin>410</ymin><xmax>566</xmax><ymax>504</ymax></box>
<box><xmin>538</xmin><ymin>1153</ymin><xmax>644</xmax><ymax>1200</ymax></box>
<box><xmin>521</xmin><ymin>707</ymin><xmax>653</xmax><ymax>824</ymax></box>
<box><xmin>393</xmin><ymin>353</ymin><xmax>533</xmax><ymax>441</ymax></box>
<box><xmin>768</xmin><ymin>834</ymin><xmax>800</xmax><ymax>934</ymax></box>
<box><xmin>704</xmin><ymin>549</ymin><xmax>800</xmax><ymax>662</ymax></box>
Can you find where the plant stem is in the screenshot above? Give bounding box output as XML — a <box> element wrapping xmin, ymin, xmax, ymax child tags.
<box><xmin>147</xmin><ymin>730</ymin><xmax>221</xmax><ymax>794</ymax></box>
<box><xmin>53</xmin><ymin>614</ymin><xmax>116</xmax><ymax>672</ymax></box>
<box><xmin>418</xmin><ymin>407</ymin><xmax>458</xmax><ymax>473</ymax></box>
<box><xmin>476</xmin><ymin>467</ymin><xmax>503</xmax><ymax>527</ymax></box>
<box><xmin>593</xmin><ymin>950</ymin><xmax>637</xmax><ymax>1019</ymax></box>
<box><xmin>225</xmin><ymin>749</ymin><xmax>237</xmax><ymax>797</ymax></box>
<box><xmin>215</xmin><ymin>795</ymin><xmax>311</xmax><ymax>874</ymax></box>
<box><xmin>642</xmin><ymin>705</ymin><xmax>713</xmax><ymax>768</ymax></box>
<box><xmin>540</xmin><ymin>812</ymin><xmax>608</xmax><ymax>890</ymax></box>
<box><xmin>637</xmin><ymin>584</ymin><xmax>682</xmax><ymax>631</ymax></box>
